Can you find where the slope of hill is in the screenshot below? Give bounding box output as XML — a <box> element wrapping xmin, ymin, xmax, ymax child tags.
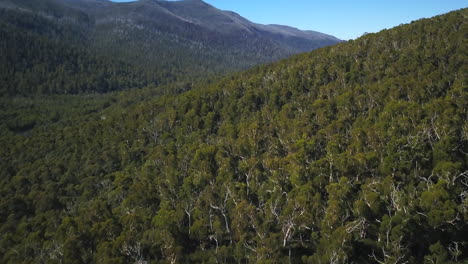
<box><xmin>0</xmin><ymin>0</ymin><xmax>341</xmax><ymax>95</ymax></box>
<box><xmin>0</xmin><ymin>6</ymin><xmax>162</xmax><ymax>95</ymax></box>
<box><xmin>0</xmin><ymin>7</ymin><xmax>467</xmax><ymax>264</ymax></box>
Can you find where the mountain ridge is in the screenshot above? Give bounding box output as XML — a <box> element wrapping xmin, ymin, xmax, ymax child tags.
<box><xmin>0</xmin><ymin>0</ymin><xmax>341</xmax><ymax>50</ymax></box>
<box><xmin>0</xmin><ymin>0</ymin><xmax>341</xmax><ymax>95</ymax></box>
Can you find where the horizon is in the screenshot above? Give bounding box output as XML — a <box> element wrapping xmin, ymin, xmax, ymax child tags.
<box><xmin>110</xmin><ymin>0</ymin><xmax>467</xmax><ymax>40</ymax></box>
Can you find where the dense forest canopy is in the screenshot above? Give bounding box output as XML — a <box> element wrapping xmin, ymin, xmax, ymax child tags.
<box><xmin>0</xmin><ymin>5</ymin><xmax>467</xmax><ymax>264</ymax></box>
<box><xmin>0</xmin><ymin>7</ymin><xmax>163</xmax><ymax>95</ymax></box>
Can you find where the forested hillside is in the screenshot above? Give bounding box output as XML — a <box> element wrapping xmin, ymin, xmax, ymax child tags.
<box><xmin>0</xmin><ymin>0</ymin><xmax>340</xmax><ymax>96</ymax></box>
<box><xmin>0</xmin><ymin>8</ymin><xmax>467</xmax><ymax>264</ymax></box>
<box><xmin>0</xmin><ymin>8</ymin><xmax>161</xmax><ymax>95</ymax></box>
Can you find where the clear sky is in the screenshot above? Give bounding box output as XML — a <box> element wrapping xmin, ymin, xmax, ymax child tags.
<box><xmin>110</xmin><ymin>0</ymin><xmax>467</xmax><ymax>40</ymax></box>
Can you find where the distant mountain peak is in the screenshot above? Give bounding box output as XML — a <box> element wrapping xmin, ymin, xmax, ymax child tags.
<box><xmin>0</xmin><ymin>0</ymin><xmax>342</xmax><ymax>87</ymax></box>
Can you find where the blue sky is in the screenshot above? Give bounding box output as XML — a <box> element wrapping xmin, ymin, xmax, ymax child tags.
<box><xmin>111</xmin><ymin>0</ymin><xmax>467</xmax><ymax>40</ymax></box>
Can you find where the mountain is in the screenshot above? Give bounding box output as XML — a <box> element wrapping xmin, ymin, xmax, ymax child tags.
<box><xmin>70</xmin><ymin>0</ymin><xmax>340</xmax><ymax>53</ymax></box>
<box><xmin>0</xmin><ymin>0</ymin><xmax>341</xmax><ymax>95</ymax></box>
<box><xmin>1</xmin><ymin>7</ymin><xmax>466</xmax><ymax>264</ymax></box>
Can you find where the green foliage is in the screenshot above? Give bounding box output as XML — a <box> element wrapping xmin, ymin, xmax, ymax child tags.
<box><xmin>0</xmin><ymin>8</ymin><xmax>467</xmax><ymax>264</ymax></box>
<box><xmin>0</xmin><ymin>8</ymin><xmax>156</xmax><ymax>95</ymax></box>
